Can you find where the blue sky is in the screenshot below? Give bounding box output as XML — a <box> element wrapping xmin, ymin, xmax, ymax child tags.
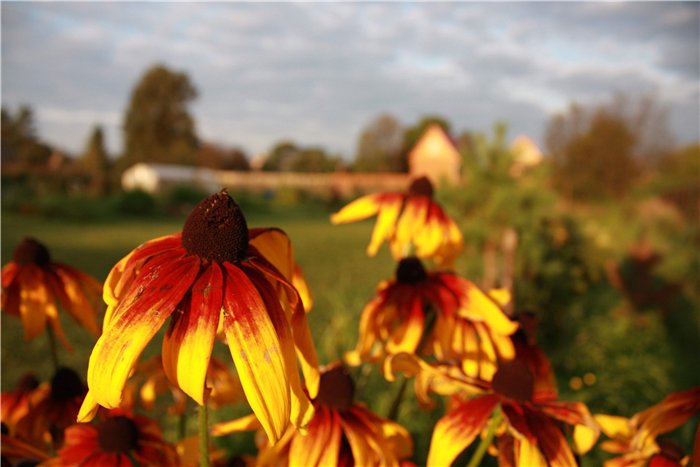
<box><xmin>2</xmin><ymin>2</ymin><xmax>698</xmax><ymax>159</ymax></box>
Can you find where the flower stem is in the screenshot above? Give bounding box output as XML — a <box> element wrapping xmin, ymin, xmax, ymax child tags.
<box><xmin>466</xmin><ymin>405</ymin><xmax>502</xmax><ymax>467</ymax></box>
<box><xmin>46</xmin><ymin>325</ymin><xmax>59</xmax><ymax>371</ymax></box>
<box><xmin>199</xmin><ymin>403</ymin><xmax>210</xmax><ymax>467</ymax></box>
<box><xmin>387</xmin><ymin>377</ymin><xmax>408</xmax><ymax>421</ymax></box>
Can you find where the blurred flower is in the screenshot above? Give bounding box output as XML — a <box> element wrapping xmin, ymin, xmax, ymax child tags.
<box><xmin>597</xmin><ymin>387</ymin><xmax>700</xmax><ymax>467</ymax></box>
<box><xmin>14</xmin><ymin>367</ymin><xmax>86</xmax><ymax>450</ymax></box>
<box><xmin>386</xmin><ymin>333</ymin><xmax>598</xmax><ymax>467</ymax></box>
<box><xmin>78</xmin><ymin>190</ymin><xmax>319</xmax><ymax>445</ymax></box>
<box><xmin>128</xmin><ymin>354</ymin><xmax>242</xmax><ymax>416</ymax></box>
<box><xmin>331</xmin><ymin>176</ymin><xmax>463</xmax><ymax>266</ymax></box>
<box><xmin>1</xmin><ymin>237</ymin><xmax>102</xmax><ymax>350</ymax></box>
<box><xmin>1</xmin><ymin>422</ymin><xmax>50</xmax><ymax>466</ymax></box>
<box><xmin>45</xmin><ymin>409</ymin><xmax>179</xmax><ymax>466</ymax></box>
<box><xmin>213</xmin><ymin>363</ymin><xmax>414</xmax><ymax>467</ymax></box>
<box><xmin>1</xmin><ymin>373</ymin><xmax>45</xmax><ymax>433</ymax></box>
<box><xmin>345</xmin><ymin>257</ymin><xmax>517</xmax><ymax>382</ymax></box>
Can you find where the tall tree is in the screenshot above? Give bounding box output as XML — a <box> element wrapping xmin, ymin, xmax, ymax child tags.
<box><xmin>80</xmin><ymin>125</ymin><xmax>110</xmax><ymax>195</ymax></box>
<box><xmin>354</xmin><ymin>113</ymin><xmax>405</xmax><ymax>172</ymax></box>
<box><xmin>121</xmin><ymin>64</ymin><xmax>199</xmax><ymax>168</ymax></box>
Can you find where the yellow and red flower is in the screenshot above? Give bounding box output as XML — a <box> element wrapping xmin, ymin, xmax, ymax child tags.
<box><xmin>13</xmin><ymin>367</ymin><xmax>87</xmax><ymax>450</ymax></box>
<box><xmin>387</xmin><ymin>330</ymin><xmax>598</xmax><ymax>467</ymax></box>
<box><xmin>331</xmin><ymin>176</ymin><xmax>463</xmax><ymax>266</ymax></box>
<box><xmin>213</xmin><ymin>363</ymin><xmax>414</xmax><ymax>467</ymax></box>
<box><xmin>46</xmin><ymin>409</ymin><xmax>179</xmax><ymax>466</ymax></box>
<box><xmin>596</xmin><ymin>387</ymin><xmax>700</xmax><ymax>467</ymax></box>
<box><xmin>1</xmin><ymin>373</ymin><xmax>45</xmax><ymax>433</ymax></box>
<box><xmin>346</xmin><ymin>257</ymin><xmax>517</xmax><ymax>382</ymax></box>
<box><xmin>78</xmin><ymin>190</ymin><xmax>319</xmax><ymax>445</ymax></box>
<box><xmin>1</xmin><ymin>237</ymin><xmax>102</xmax><ymax>350</ymax></box>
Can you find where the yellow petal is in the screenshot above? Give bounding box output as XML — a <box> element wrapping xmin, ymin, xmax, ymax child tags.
<box><xmin>516</xmin><ymin>436</ymin><xmax>548</xmax><ymax>467</ymax></box>
<box><xmin>574</xmin><ymin>424</ymin><xmax>599</xmax><ymax>455</ymax></box>
<box><xmin>367</xmin><ymin>195</ymin><xmax>402</xmax><ymax>256</ymax></box>
<box><xmin>211</xmin><ymin>413</ymin><xmax>261</xmax><ymax>437</ymax></box>
<box><xmin>458</xmin><ymin>280</ymin><xmax>518</xmax><ymax>336</ymax></box>
<box><xmin>385</xmin><ymin>296</ymin><xmax>424</xmax><ymax>355</ymax></box>
<box><xmin>595</xmin><ymin>414</ymin><xmax>633</xmax><ymax>440</ymax></box>
<box><xmin>77</xmin><ymin>391</ymin><xmax>99</xmax><ymax>422</ymax></box>
<box><xmin>330</xmin><ymin>193</ymin><xmax>382</xmax><ymax>224</ymax></box>
<box><xmin>222</xmin><ymin>263</ymin><xmax>291</xmax><ymax>444</ymax></box>
<box><xmin>18</xmin><ymin>267</ymin><xmax>48</xmax><ymax>341</ymax></box>
<box><xmin>427</xmin><ymin>394</ymin><xmax>499</xmax><ymax>467</ymax></box>
<box><xmin>162</xmin><ymin>263</ymin><xmax>223</xmax><ymax>405</ymax></box>
<box><xmin>86</xmin><ymin>254</ymin><xmax>199</xmax><ymax>409</ymax></box>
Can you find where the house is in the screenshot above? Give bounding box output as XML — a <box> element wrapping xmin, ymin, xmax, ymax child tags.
<box><xmin>121</xmin><ymin>163</ymin><xmax>219</xmax><ymax>193</ymax></box>
<box><xmin>509</xmin><ymin>135</ymin><xmax>543</xmax><ymax>177</ymax></box>
<box><xmin>408</xmin><ymin>124</ymin><xmax>461</xmax><ymax>186</ymax></box>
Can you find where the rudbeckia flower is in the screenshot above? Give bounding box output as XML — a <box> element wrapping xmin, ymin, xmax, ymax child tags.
<box><xmin>596</xmin><ymin>387</ymin><xmax>700</xmax><ymax>467</ymax></box>
<box><xmin>78</xmin><ymin>190</ymin><xmax>319</xmax><ymax>445</ymax></box>
<box><xmin>14</xmin><ymin>367</ymin><xmax>87</xmax><ymax>450</ymax></box>
<box><xmin>212</xmin><ymin>363</ymin><xmax>414</xmax><ymax>467</ymax></box>
<box><xmin>46</xmin><ymin>409</ymin><xmax>179</xmax><ymax>466</ymax></box>
<box><xmin>331</xmin><ymin>176</ymin><xmax>463</xmax><ymax>266</ymax></box>
<box><xmin>346</xmin><ymin>256</ymin><xmax>518</xmax><ymax>381</ymax></box>
<box><xmin>387</xmin><ymin>337</ymin><xmax>599</xmax><ymax>467</ymax></box>
<box><xmin>1</xmin><ymin>237</ymin><xmax>102</xmax><ymax>350</ymax></box>
<box><xmin>1</xmin><ymin>423</ymin><xmax>50</xmax><ymax>466</ymax></box>
<box><xmin>1</xmin><ymin>373</ymin><xmax>44</xmax><ymax>433</ymax></box>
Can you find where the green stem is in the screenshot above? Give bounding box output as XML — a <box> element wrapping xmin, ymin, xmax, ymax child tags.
<box><xmin>387</xmin><ymin>377</ymin><xmax>408</xmax><ymax>421</ymax></box>
<box><xmin>466</xmin><ymin>405</ymin><xmax>502</xmax><ymax>467</ymax></box>
<box><xmin>46</xmin><ymin>325</ymin><xmax>59</xmax><ymax>371</ymax></box>
<box><xmin>199</xmin><ymin>403</ymin><xmax>210</xmax><ymax>467</ymax></box>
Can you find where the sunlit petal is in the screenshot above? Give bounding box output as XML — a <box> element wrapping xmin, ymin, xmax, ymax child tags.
<box><xmin>330</xmin><ymin>193</ymin><xmax>383</xmax><ymax>224</ymax></box>
<box><xmin>162</xmin><ymin>263</ymin><xmax>223</xmax><ymax>405</ymax></box>
<box><xmin>427</xmin><ymin>394</ymin><xmax>499</xmax><ymax>467</ymax></box>
<box><xmin>86</xmin><ymin>253</ymin><xmax>199</xmax><ymax>409</ymax></box>
<box><xmin>222</xmin><ymin>263</ymin><xmax>291</xmax><ymax>444</ymax></box>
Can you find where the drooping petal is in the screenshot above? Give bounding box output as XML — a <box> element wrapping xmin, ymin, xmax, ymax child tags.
<box><xmin>392</xmin><ymin>195</ymin><xmax>430</xmax><ymax>258</ymax></box>
<box><xmin>515</xmin><ymin>435</ymin><xmax>548</xmax><ymax>467</ymax></box>
<box><xmin>17</xmin><ymin>266</ymin><xmax>48</xmax><ymax>341</ymax></box>
<box><xmin>427</xmin><ymin>394</ymin><xmax>500</xmax><ymax>467</ymax></box>
<box><xmin>221</xmin><ymin>263</ymin><xmax>291</xmax><ymax>444</ymax></box>
<box><xmin>527</xmin><ymin>409</ymin><xmax>578</xmax><ymax>466</ymax></box>
<box><xmin>51</xmin><ymin>264</ymin><xmax>101</xmax><ymax>335</ymax></box>
<box><xmin>244</xmin><ymin>263</ymin><xmax>314</xmax><ymax>432</ymax></box>
<box><xmin>2</xmin><ymin>262</ymin><xmax>19</xmax><ymax>289</ymax></box>
<box><xmin>367</xmin><ymin>194</ymin><xmax>402</xmax><ymax>256</ymax></box>
<box><xmin>330</xmin><ymin>193</ymin><xmax>384</xmax><ymax>224</ymax></box>
<box><xmin>77</xmin><ymin>391</ymin><xmax>99</xmax><ymax>422</ymax></box>
<box><xmin>385</xmin><ymin>295</ymin><xmax>424</xmax><ymax>355</ymax></box>
<box><xmin>248</xmin><ymin>256</ymin><xmax>320</xmax><ymax>400</ymax></box>
<box><xmin>210</xmin><ymin>413</ymin><xmax>261</xmax><ymax>436</ymax></box>
<box><xmin>448</xmin><ymin>275</ymin><xmax>518</xmax><ymax>336</ymax></box>
<box><xmin>86</xmin><ymin>253</ymin><xmax>199</xmax><ymax>409</ymax></box>
<box><xmin>249</xmin><ymin>228</ymin><xmax>295</xmax><ymax>281</ymax></box>
<box><xmin>289</xmin><ymin>406</ymin><xmax>341</xmax><ymax>467</ymax></box>
<box><xmin>162</xmin><ymin>262</ymin><xmax>223</xmax><ymax>405</ymax></box>
<box><xmin>538</xmin><ymin>400</ymin><xmax>599</xmax><ymax>454</ymax></box>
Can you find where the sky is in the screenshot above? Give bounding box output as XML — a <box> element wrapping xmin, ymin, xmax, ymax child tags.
<box><xmin>2</xmin><ymin>2</ymin><xmax>699</xmax><ymax>160</ymax></box>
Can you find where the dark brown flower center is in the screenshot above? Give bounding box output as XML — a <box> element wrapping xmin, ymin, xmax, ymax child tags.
<box><xmin>395</xmin><ymin>257</ymin><xmax>428</xmax><ymax>284</ymax></box>
<box><xmin>408</xmin><ymin>176</ymin><xmax>434</xmax><ymax>198</ymax></box>
<box><xmin>181</xmin><ymin>190</ymin><xmax>249</xmax><ymax>263</ymax></box>
<box><xmin>50</xmin><ymin>367</ymin><xmax>85</xmax><ymax>402</ymax></box>
<box><xmin>13</xmin><ymin>237</ymin><xmax>51</xmax><ymax>266</ymax></box>
<box><xmin>97</xmin><ymin>416</ymin><xmax>139</xmax><ymax>453</ymax></box>
<box><xmin>314</xmin><ymin>364</ymin><xmax>355</xmax><ymax>411</ymax></box>
<box><xmin>491</xmin><ymin>359</ymin><xmax>534</xmax><ymax>403</ymax></box>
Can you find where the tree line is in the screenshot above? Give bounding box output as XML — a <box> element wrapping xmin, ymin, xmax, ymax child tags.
<box><xmin>2</xmin><ymin>63</ymin><xmax>695</xmax><ymax>203</ymax></box>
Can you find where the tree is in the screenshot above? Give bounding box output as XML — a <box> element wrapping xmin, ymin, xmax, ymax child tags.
<box><xmin>121</xmin><ymin>64</ymin><xmax>199</xmax><ymax>168</ymax></box>
<box><xmin>262</xmin><ymin>141</ymin><xmax>298</xmax><ymax>171</ymax></box>
<box><xmin>288</xmin><ymin>147</ymin><xmax>340</xmax><ymax>172</ymax></box>
<box><xmin>354</xmin><ymin>113</ymin><xmax>405</xmax><ymax>172</ymax></box>
<box><xmin>1</xmin><ymin>105</ymin><xmax>52</xmax><ymax>169</ymax></box>
<box><xmin>80</xmin><ymin>125</ymin><xmax>110</xmax><ymax>195</ymax></box>
<box><xmin>198</xmin><ymin>143</ymin><xmax>250</xmax><ymax>171</ymax></box>
<box><xmin>545</xmin><ymin>94</ymin><xmax>672</xmax><ymax>200</ymax></box>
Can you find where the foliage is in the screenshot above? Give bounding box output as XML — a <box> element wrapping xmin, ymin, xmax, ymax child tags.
<box><xmin>121</xmin><ymin>64</ymin><xmax>199</xmax><ymax>169</ymax></box>
<box><xmin>545</xmin><ymin>94</ymin><xmax>675</xmax><ymax>201</ymax></box>
<box><xmin>197</xmin><ymin>143</ymin><xmax>250</xmax><ymax>171</ymax></box>
<box><xmin>262</xmin><ymin>140</ymin><xmax>340</xmax><ymax>172</ymax></box>
<box><xmin>649</xmin><ymin>143</ymin><xmax>700</xmax><ymax>220</ymax></box>
<box><xmin>112</xmin><ymin>189</ymin><xmax>158</xmax><ymax>217</ymax></box>
<box><xmin>79</xmin><ymin>125</ymin><xmax>111</xmax><ymax>195</ymax></box>
<box><xmin>354</xmin><ymin>113</ymin><xmax>405</xmax><ymax>172</ymax></box>
<box><xmin>1</xmin><ymin>105</ymin><xmax>53</xmax><ymax>169</ymax></box>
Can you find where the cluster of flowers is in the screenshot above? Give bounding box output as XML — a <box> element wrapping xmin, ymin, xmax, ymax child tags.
<box><xmin>2</xmin><ymin>180</ymin><xmax>698</xmax><ymax>466</ymax></box>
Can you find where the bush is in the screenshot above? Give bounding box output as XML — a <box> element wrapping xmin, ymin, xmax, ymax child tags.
<box><xmin>112</xmin><ymin>189</ymin><xmax>157</xmax><ymax>217</ymax></box>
